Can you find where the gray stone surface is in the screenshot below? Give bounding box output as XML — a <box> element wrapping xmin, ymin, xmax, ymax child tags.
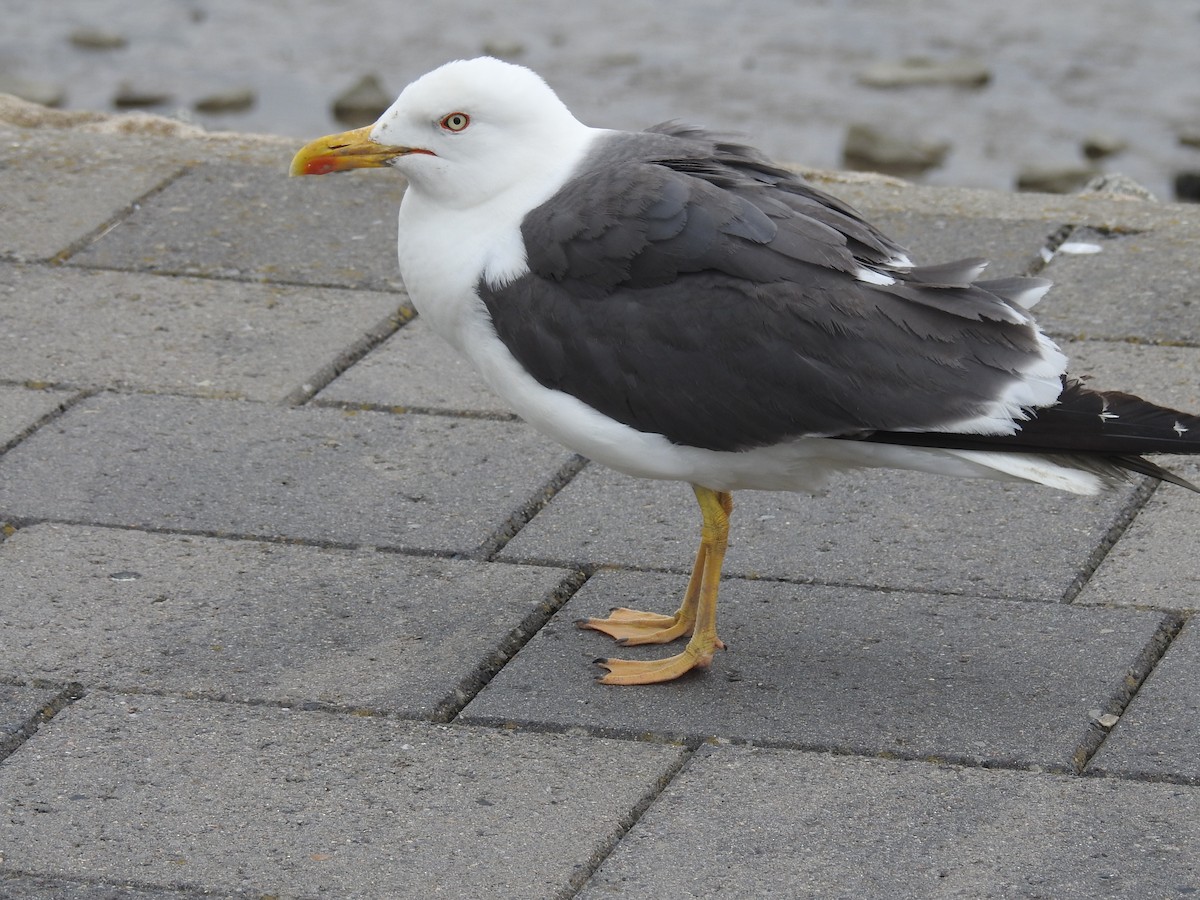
<box><xmin>68</xmin><ymin>160</ymin><xmax>408</xmax><ymax>291</ymax></box>
<box><xmin>463</xmin><ymin>569</ymin><xmax>1167</xmax><ymax>768</ymax></box>
<box><xmin>1</xmin><ymin>684</ymin><xmax>61</xmax><ymax>756</ymax></box>
<box><xmin>0</xmin><ymin>392</ymin><xmax>573</xmax><ymax>554</ymax></box>
<box><xmin>0</xmin><ymin>693</ymin><xmax>685</xmax><ymax>899</ymax></box>
<box><xmin>0</xmin><ymin>126</ymin><xmax>185</xmax><ymax>262</ymax></box>
<box><xmin>0</xmin><ymin>263</ymin><xmax>404</xmax><ymax>401</ymax></box>
<box><xmin>500</xmin><ymin>464</ymin><xmax>1140</xmax><ymax>601</ymax></box>
<box><xmin>0</xmin><ymin>523</ymin><xmax>573</xmax><ymax>717</ymax></box>
<box><xmin>578</xmin><ymin>746</ymin><xmax>1200</xmax><ymax>899</ymax></box>
<box><xmin>0</xmin><ymin>385</ymin><xmax>74</xmax><ymax>449</ymax></box>
<box><xmin>1038</xmin><ymin>226</ymin><xmax>1200</xmax><ymax>342</ymax></box>
<box><xmin>1065</xmin><ymin>340</ymin><xmax>1200</xmax><ymax>412</ymax></box>
<box><xmin>2</xmin><ymin>118</ymin><xmax>1199</xmax><ymax>898</ymax></box>
<box><xmin>1089</xmin><ymin>618</ymin><xmax>1200</xmax><ymax>782</ymax></box>
<box><xmin>317</xmin><ymin>314</ymin><xmax>511</xmax><ymax>414</ymax></box>
<box><xmin>1075</xmin><ymin>460</ymin><xmax>1200</xmax><ymax>611</ymax></box>
<box><xmin>1062</xmin><ymin>342</ymin><xmax>1200</xmax><ymax>610</ymax></box>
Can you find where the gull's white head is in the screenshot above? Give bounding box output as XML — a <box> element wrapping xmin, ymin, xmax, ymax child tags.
<box><xmin>291</xmin><ymin>57</ymin><xmax>593</xmax><ymax>210</ymax></box>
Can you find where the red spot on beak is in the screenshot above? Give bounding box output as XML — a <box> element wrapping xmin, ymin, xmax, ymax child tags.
<box><xmin>304</xmin><ymin>156</ymin><xmax>341</xmax><ymax>175</ymax></box>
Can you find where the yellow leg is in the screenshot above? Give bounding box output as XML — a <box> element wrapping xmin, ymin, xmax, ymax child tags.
<box><xmin>586</xmin><ymin>485</ymin><xmax>732</xmax><ymax>685</ymax></box>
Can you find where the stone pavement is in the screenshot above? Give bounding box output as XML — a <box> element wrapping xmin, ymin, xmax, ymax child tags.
<box><xmin>1</xmin><ymin>102</ymin><xmax>1199</xmax><ymax>898</ymax></box>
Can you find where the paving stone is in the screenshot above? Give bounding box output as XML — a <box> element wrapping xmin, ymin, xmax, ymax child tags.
<box><xmin>0</xmin><ymin>385</ymin><xmax>74</xmax><ymax>449</ymax></box>
<box><xmin>500</xmin><ymin>464</ymin><xmax>1138</xmax><ymax>601</ymax></box>
<box><xmin>1075</xmin><ymin>459</ymin><xmax>1200</xmax><ymax>611</ymax></box>
<box><xmin>821</xmin><ymin>179</ymin><xmax>1200</xmax><ymax>236</ymax></box>
<box><xmin>0</xmin><ymin>523</ymin><xmax>573</xmax><ymax>717</ymax></box>
<box><xmin>0</xmin><ymin>393</ymin><xmax>573</xmax><ymax>554</ymax></box>
<box><xmin>463</xmin><ymin>569</ymin><xmax>1166</xmax><ymax>768</ymax></box>
<box><xmin>578</xmin><ymin>746</ymin><xmax>1200</xmax><ymax>898</ymax></box>
<box><xmin>1088</xmin><ymin>618</ymin><xmax>1200</xmax><ymax>782</ymax></box>
<box><xmin>67</xmin><ymin>161</ymin><xmax>408</xmax><ymax>291</ymax></box>
<box><xmin>1064</xmin><ymin>339</ymin><xmax>1200</xmax><ymax>413</ymax></box>
<box><xmin>0</xmin><ymin>693</ymin><xmax>685</xmax><ymax>898</ymax></box>
<box><xmin>0</xmin><ymin>263</ymin><xmax>403</xmax><ymax>402</ymax></box>
<box><xmin>0</xmin><ymin>126</ymin><xmax>184</xmax><ymax>262</ymax></box>
<box><xmin>1056</xmin><ymin>342</ymin><xmax>1200</xmax><ymax>610</ymax></box>
<box><xmin>317</xmin><ymin>315</ymin><xmax>511</xmax><ymax>414</ymax></box>
<box><xmin>1</xmin><ymin>684</ymin><xmax>61</xmax><ymax>756</ymax></box>
<box><xmin>1038</xmin><ymin>226</ymin><xmax>1200</xmax><ymax>342</ymax></box>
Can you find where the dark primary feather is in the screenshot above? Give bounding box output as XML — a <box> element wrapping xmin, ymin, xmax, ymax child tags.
<box><xmin>479</xmin><ymin>125</ymin><xmax>1055</xmax><ymax>451</ymax></box>
<box><xmin>862</xmin><ymin>379</ymin><xmax>1200</xmax><ymax>491</ymax></box>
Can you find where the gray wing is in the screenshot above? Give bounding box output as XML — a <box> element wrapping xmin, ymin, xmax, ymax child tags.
<box><xmin>477</xmin><ymin>128</ymin><xmax>1057</xmax><ymax>452</ymax></box>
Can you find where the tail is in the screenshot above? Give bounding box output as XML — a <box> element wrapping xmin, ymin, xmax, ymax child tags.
<box><xmin>861</xmin><ymin>378</ymin><xmax>1200</xmax><ymax>492</ymax></box>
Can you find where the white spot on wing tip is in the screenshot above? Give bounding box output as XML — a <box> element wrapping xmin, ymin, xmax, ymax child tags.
<box><xmin>1174</xmin><ymin>421</ymin><xmax>1189</xmax><ymax>436</ymax></box>
<box><xmin>854</xmin><ymin>266</ymin><xmax>895</xmax><ymax>286</ymax></box>
<box><xmin>1010</xmin><ymin>282</ymin><xmax>1052</xmax><ymax>310</ymax></box>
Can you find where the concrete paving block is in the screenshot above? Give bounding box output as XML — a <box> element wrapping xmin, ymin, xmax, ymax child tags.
<box><xmin>1075</xmin><ymin>460</ymin><xmax>1200</xmax><ymax>611</ymax></box>
<box><xmin>1038</xmin><ymin>226</ymin><xmax>1200</xmax><ymax>342</ymax></box>
<box><xmin>0</xmin><ymin>263</ymin><xmax>403</xmax><ymax>402</ymax></box>
<box><xmin>1064</xmin><ymin>340</ymin><xmax>1200</xmax><ymax>414</ymax></box>
<box><xmin>1039</xmin><ymin>342</ymin><xmax>1200</xmax><ymax>610</ymax></box>
<box><xmin>820</xmin><ymin>180</ymin><xmax>1200</xmax><ymax>236</ymax></box>
<box><xmin>1</xmin><ymin>684</ymin><xmax>61</xmax><ymax>756</ymax></box>
<box><xmin>500</xmin><ymin>464</ymin><xmax>1138</xmax><ymax>601</ymax></box>
<box><xmin>0</xmin><ymin>393</ymin><xmax>573</xmax><ymax>554</ymax></box>
<box><xmin>578</xmin><ymin>746</ymin><xmax>1200</xmax><ymax>899</ymax></box>
<box><xmin>0</xmin><ymin>126</ymin><xmax>184</xmax><ymax>262</ymax></box>
<box><xmin>1088</xmin><ymin>619</ymin><xmax>1200</xmax><ymax>782</ymax></box>
<box><xmin>0</xmin><ymin>385</ymin><xmax>74</xmax><ymax>449</ymax></box>
<box><xmin>462</xmin><ymin>570</ymin><xmax>1166</xmax><ymax>768</ymax></box>
<box><xmin>67</xmin><ymin>161</ymin><xmax>408</xmax><ymax>291</ymax></box>
<box><xmin>0</xmin><ymin>523</ymin><xmax>573</xmax><ymax>716</ymax></box>
<box><xmin>317</xmin><ymin>315</ymin><xmax>512</xmax><ymax>414</ymax></box>
<box><xmin>0</xmin><ymin>693</ymin><xmax>685</xmax><ymax>898</ymax></box>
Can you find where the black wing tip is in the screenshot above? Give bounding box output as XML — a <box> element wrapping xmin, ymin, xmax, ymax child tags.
<box><xmin>1112</xmin><ymin>455</ymin><xmax>1200</xmax><ymax>493</ymax></box>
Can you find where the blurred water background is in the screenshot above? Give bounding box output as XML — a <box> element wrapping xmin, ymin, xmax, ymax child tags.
<box><xmin>2</xmin><ymin>0</ymin><xmax>1198</xmax><ymax>199</ymax></box>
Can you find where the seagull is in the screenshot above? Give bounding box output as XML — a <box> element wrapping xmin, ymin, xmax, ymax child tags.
<box><xmin>291</xmin><ymin>57</ymin><xmax>1200</xmax><ymax>685</ymax></box>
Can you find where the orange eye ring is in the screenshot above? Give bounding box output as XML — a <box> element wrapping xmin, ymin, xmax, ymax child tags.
<box><xmin>439</xmin><ymin>112</ymin><xmax>470</xmax><ymax>132</ymax></box>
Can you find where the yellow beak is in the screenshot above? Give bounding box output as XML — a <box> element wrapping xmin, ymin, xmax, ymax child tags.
<box><xmin>289</xmin><ymin>125</ymin><xmax>421</xmax><ymax>176</ymax></box>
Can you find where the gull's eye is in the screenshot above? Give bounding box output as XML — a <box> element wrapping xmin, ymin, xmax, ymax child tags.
<box><xmin>439</xmin><ymin>112</ymin><xmax>470</xmax><ymax>132</ymax></box>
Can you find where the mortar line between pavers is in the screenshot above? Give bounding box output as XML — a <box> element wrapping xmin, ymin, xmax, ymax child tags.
<box><xmin>558</xmin><ymin>743</ymin><xmax>698</xmax><ymax>899</ymax></box>
<box><xmin>1071</xmin><ymin>611</ymin><xmax>1188</xmax><ymax>774</ymax></box>
<box><xmin>282</xmin><ymin>303</ymin><xmax>416</xmax><ymax>407</ymax></box>
<box><xmin>47</xmin><ymin>165</ymin><xmax>195</xmax><ymax>265</ymax></box>
<box><xmin>0</xmin><ymin>680</ymin><xmax>85</xmax><ymax>765</ymax></box>
<box><xmin>1061</xmin><ymin>475</ymin><xmax>1160</xmax><ymax>604</ymax></box>
<box><xmin>490</xmin><ymin>552</ymin><xmax>1146</xmax><ymax>609</ymax></box>
<box><xmin>0</xmin><ymin>386</ymin><xmax>98</xmax><ymax>458</ymax></box>
<box><xmin>432</xmin><ymin>566</ymin><xmax>595</xmax><ymax>724</ymax></box>
<box><xmin>0</xmin><ymin>867</ymin><xmax>215</xmax><ymax>900</ymax></box>
<box><xmin>456</xmin><ymin>704</ymin><xmax>1200</xmax><ymax>789</ymax></box>
<box><xmin>473</xmin><ymin>454</ymin><xmax>592</xmax><ymax>562</ymax></box>
<box><xmin>308</xmin><ymin>397</ymin><xmax>521</xmax><ymax>424</ymax></box>
<box><xmin>38</xmin><ymin>252</ymin><xmax>408</xmax><ymax>294</ymax></box>
<box><xmin>0</xmin><ymin>515</ymin><xmax>530</xmax><ymax>563</ymax></box>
